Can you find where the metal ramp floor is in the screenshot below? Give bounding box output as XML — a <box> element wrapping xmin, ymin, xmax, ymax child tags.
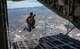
<box><xmin>10</xmin><ymin>34</ymin><xmax>80</xmax><ymax>49</ymax></box>
<box><xmin>33</xmin><ymin>33</ymin><xmax>80</xmax><ymax>49</ymax></box>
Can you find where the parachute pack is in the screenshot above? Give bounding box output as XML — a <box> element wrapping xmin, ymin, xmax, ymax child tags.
<box><xmin>27</xmin><ymin>16</ymin><xmax>35</xmax><ymax>24</ymax></box>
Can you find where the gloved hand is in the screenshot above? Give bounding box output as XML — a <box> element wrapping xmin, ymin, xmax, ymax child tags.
<box><xmin>34</xmin><ymin>14</ymin><xmax>36</xmax><ymax>16</ymax></box>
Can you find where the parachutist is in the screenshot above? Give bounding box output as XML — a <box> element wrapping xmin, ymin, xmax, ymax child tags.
<box><xmin>26</xmin><ymin>12</ymin><xmax>36</xmax><ymax>32</ymax></box>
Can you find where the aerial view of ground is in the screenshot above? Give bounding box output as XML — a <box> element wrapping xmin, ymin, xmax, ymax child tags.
<box><xmin>7</xmin><ymin>0</ymin><xmax>80</xmax><ymax>49</ymax></box>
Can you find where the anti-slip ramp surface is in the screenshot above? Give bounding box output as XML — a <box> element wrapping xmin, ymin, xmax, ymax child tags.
<box><xmin>34</xmin><ymin>33</ymin><xmax>80</xmax><ymax>49</ymax></box>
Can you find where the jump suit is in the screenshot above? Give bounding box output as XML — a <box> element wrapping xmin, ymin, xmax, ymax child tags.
<box><xmin>26</xmin><ymin>16</ymin><xmax>35</xmax><ymax>32</ymax></box>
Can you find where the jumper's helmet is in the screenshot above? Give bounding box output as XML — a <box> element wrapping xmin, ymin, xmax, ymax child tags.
<box><xmin>30</xmin><ymin>12</ymin><xmax>33</xmax><ymax>16</ymax></box>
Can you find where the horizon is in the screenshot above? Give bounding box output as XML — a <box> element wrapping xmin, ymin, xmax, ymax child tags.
<box><xmin>7</xmin><ymin>0</ymin><xmax>43</xmax><ymax>9</ymax></box>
